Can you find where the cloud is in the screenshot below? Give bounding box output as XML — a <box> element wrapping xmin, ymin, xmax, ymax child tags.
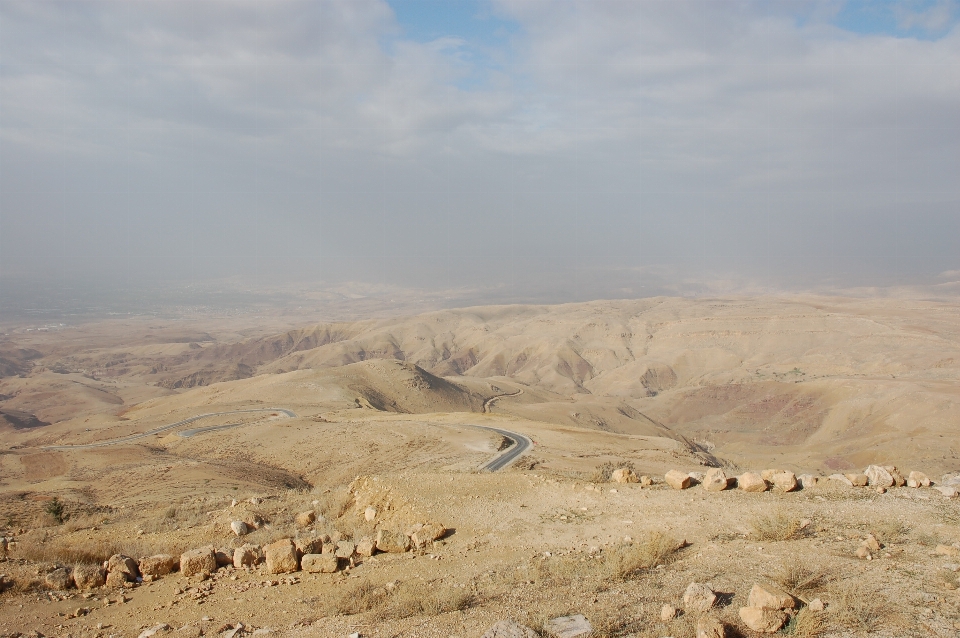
<box><xmin>0</xmin><ymin>0</ymin><xmax>958</xmax><ymax>292</ymax></box>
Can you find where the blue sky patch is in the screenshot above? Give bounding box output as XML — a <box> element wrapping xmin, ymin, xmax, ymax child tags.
<box><xmin>832</xmin><ymin>0</ymin><xmax>958</xmax><ymax>40</ymax></box>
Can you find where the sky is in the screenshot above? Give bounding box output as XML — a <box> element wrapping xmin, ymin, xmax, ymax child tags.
<box><xmin>1</xmin><ymin>0</ymin><xmax>959</xmax><ymax>303</ymax></box>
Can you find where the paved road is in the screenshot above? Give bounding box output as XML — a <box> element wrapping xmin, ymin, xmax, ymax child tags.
<box><xmin>476</xmin><ymin>425</ymin><xmax>533</xmax><ymax>472</ymax></box>
<box><xmin>42</xmin><ymin>408</ymin><xmax>296</xmax><ymax>450</ymax></box>
<box><xmin>42</xmin><ymin>405</ymin><xmax>532</xmax><ymax>472</ymax></box>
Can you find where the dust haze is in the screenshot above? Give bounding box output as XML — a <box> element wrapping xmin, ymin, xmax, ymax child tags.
<box><xmin>2</xmin><ymin>2</ymin><xmax>960</xmax><ymax>638</ymax></box>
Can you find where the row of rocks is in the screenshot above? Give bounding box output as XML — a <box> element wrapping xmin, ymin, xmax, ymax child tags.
<box><xmin>678</xmin><ymin>581</ymin><xmax>822</xmax><ymax>634</ymax></box>
<box><xmin>661</xmin><ymin>465</ymin><xmax>956</xmax><ymax>496</ymax></box>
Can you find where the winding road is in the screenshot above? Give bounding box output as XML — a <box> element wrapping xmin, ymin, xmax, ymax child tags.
<box><xmin>41</xmin><ymin>408</ymin><xmax>296</xmax><ymax>451</ymax></box>
<box><xmin>41</xmin><ymin>404</ymin><xmax>533</xmax><ymax>472</ymax></box>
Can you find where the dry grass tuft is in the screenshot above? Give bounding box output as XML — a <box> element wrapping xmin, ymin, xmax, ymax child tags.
<box><xmin>773</xmin><ymin>558</ymin><xmax>832</xmax><ymax>594</ymax></box>
<box><xmin>605</xmin><ymin>532</ymin><xmax>679</xmax><ymax>580</ymax></box>
<box><xmin>750</xmin><ymin>509</ymin><xmax>804</xmax><ymax>541</ymax></box>
<box><xmin>829</xmin><ymin>581</ymin><xmax>900</xmax><ymax>633</ymax></box>
<box><xmin>871</xmin><ymin>519</ymin><xmax>910</xmax><ymax>545</ymax></box>
<box><xmin>314</xmin><ymin>489</ymin><xmax>354</xmax><ymax>520</ymax></box>
<box><xmin>321</xmin><ymin>579</ymin><xmax>472</xmax><ymax>620</ymax></box>
<box><xmin>13</xmin><ymin>536</ymin><xmax>183</xmax><ymax>566</ymax></box>
<box><xmin>783</xmin><ymin>607</ymin><xmax>825</xmax><ymax>637</ymax></box>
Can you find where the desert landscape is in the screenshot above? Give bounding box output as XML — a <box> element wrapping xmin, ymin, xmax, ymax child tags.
<box><xmin>0</xmin><ymin>295</ymin><xmax>958</xmax><ymax>638</ymax></box>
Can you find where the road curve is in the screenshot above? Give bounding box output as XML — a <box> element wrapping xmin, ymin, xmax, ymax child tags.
<box><xmin>42</xmin><ymin>406</ymin><xmax>532</xmax><ymax>472</ymax></box>
<box><xmin>475</xmin><ymin>425</ymin><xmax>533</xmax><ymax>472</ymax></box>
<box><xmin>42</xmin><ymin>408</ymin><xmax>296</xmax><ymax>451</ymax></box>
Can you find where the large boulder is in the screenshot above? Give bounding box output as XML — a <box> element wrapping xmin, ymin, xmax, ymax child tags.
<box><xmin>683</xmin><ymin>582</ymin><xmax>716</xmax><ymax>613</ymax></box>
<box><xmin>45</xmin><ymin>567</ymin><xmax>73</xmax><ymax>590</ymax></box>
<box><xmin>335</xmin><ymin>541</ymin><xmax>356</xmax><ymax>559</ymax></box>
<box><xmin>180</xmin><ymin>546</ymin><xmax>217</xmax><ymax>577</ymax></box>
<box><xmin>664</xmin><ymin>470</ymin><xmax>692</xmax><ymax>490</ymax></box>
<box><xmin>907</xmin><ymin>471</ymin><xmax>931</xmax><ymax>488</ymax></box>
<box><xmin>611</xmin><ymin>468</ymin><xmax>640</xmax><ymax>484</ymax></box>
<box><xmin>797</xmin><ymin>474</ymin><xmax>818</xmax><ymax>489</ymax></box>
<box><xmin>739</xmin><ymin>607</ymin><xmax>787</xmax><ymax>633</ymax></box>
<box><xmin>702</xmin><ymin>468</ymin><xmax>729</xmax><ymax>492</ymax></box>
<box><xmin>828</xmin><ymin>473</ymin><xmax>853</xmax><ymax>487</ymax></box>
<box><xmin>264</xmin><ymin>538</ymin><xmax>299</xmax><ymax>574</ymax></box>
<box><xmin>411</xmin><ymin>521</ymin><xmax>446</xmax><ymax>547</ymax></box>
<box><xmin>106</xmin><ymin>554</ymin><xmax>139</xmax><ymax>580</ymax></box>
<box><xmin>138</xmin><ymin>555</ymin><xmax>177</xmax><ymax>578</ymax></box>
<box><xmin>356</xmin><ymin>538</ymin><xmax>376</xmax><ymax>557</ymax></box>
<box><xmin>300</xmin><ymin>553</ymin><xmax>338</xmax><ymax>573</ymax></box>
<box><xmin>480</xmin><ymin>620</ymin><xmax>539</xmax><ymax>638</ymax></box>
<box><xmin>770</xmin><ymin>471</ymin><xmax>798</xmax><ymax>492</ymax></box>
<box><xmin>738</xmin><ymin>472</ymin><xmax>768</xmax><ymax>492</ymax></box>
<box><xmin>230</xmin><ymin>521</ymin><xmax>249</xmax><ymax>537</ymax></box>
<box><xmin>696</xmin><ymin>616</ymin><xmax>726</xmax><ymax>638</ymax></box>
<box><xmin>376</xmin><ymin>529</ymin><xmax>411</xmax><ymax>553</ymax></box>
<box><xmin>885</xmin><ymin>466</ymin><xmax>906</xmax><ymax>487</ymax></box>
<box><xmin>864</xmin><ymin>465</ymin><xmax>894</xmax><ymax>488</ymax></box>
<box><xmin>747</xmin><ymin>584</ymin><xmax>795</xmax><ymax>610</ymax></box>
<box><xmin>294</xmin><ymin>537</ymin><xmax>322</xmax><ymax>558</ymax></box>
<box><xmin>844</xmin><ymin>473</ymin><xmax>869</xmax><ymax>487</ymax></box>
<box><xmin>72</xmin><ymin>564</ymin><xmax>106</xmax><ymax>589</ymax></box>
<box><xmin>233</xmin><ymin>544</ymin><xmax>262</xmax><ymax>568</ymax></box>
<box><xmin>105</xmin><ymin>570</ymin><xmax>131</xmax><ymax>588</ymax></box>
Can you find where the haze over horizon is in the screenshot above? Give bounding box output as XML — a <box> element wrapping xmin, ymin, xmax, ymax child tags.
<box><xmin>2</xmin><ymin>0</ymin><xmax>959</xmax><ymax>309</ymax></box>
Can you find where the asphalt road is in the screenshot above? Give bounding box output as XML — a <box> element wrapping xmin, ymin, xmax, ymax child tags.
<box><xmin>42</xmin><ymin>408</ymin><xmax>296</xmax><ymax>450</ymax></box>
<box><xmin>42</xmin><ymin>406</ymin><xmax>533</xmax><ymax>472</ymax></box>
<box><xmin>475</xmin><ymin>425</ymin><xmax>533</xmax><ymax>472</ymax></box>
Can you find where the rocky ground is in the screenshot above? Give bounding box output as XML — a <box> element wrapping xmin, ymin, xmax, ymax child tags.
<box><xmin>1</xmin><ymin>463</ymin><xmax>959</xmax><ymax>638</ymax></box>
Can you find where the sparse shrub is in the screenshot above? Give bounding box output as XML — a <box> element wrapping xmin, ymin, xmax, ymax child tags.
<box><xmin>773</xmin><ymin>558</ymin><xmax>832</xmax><ymax>594</ymax></box>
<box><xmin>605</xmin><ymin>531</ymin><xmax>679</xmax><ymax>580</ymax></box>
<box><xmin>314</xmin><ymin>489</ymin><xmax>353</xmax><ymax>520</ymax></box>
<box><xmin>750</xmin><ymin>509</ymin><xmax>803</xmax><ymax>541</ymax></box>
<box><xmin>592</xmin><ymin>461</ymin><xmax>636</xmax><ymax>483</ymax></box>
<box><xmin>829</xmin><ymin>581</ymin><xmax>898</xmax><ymax>632</ymax></box>
<box><xmin>373</xmin><ymin>583</ymin><xmax>473</xmax><ymax>620</ymax></box>
<box><xmin>783</xmin><ymin>607</ymin><xmax>824</xmax><ymax>637</ymax></box>
<box><xmin>45</xmin><ymin>498</ymin><xmax>65</xmax><ymax>525</ymax></box>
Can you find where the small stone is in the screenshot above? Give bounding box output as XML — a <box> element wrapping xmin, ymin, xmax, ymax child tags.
<box><xmin>479</xmin><ymin>620</ymin><xmax>539</xmax><ymax>638</ymax></box>
<box><xmin>264</xmin><ymin>538</ymin><xmax>299</xmax><ymax>574</ymax></box>
<box><xmin>683</xmin><ymin>582</ymin><xmax>716</xmax><ymax>612</ymax></box>
<box><xmin>908</xmin><ymin>471</ymin><xmax>931</xmax><ymax>488</ymax></box>
<box><xmin>738</xmin><ymin>472</ymin><xmax>768</xmax><ymax>492</ymax></box>
<box><xmin>664</xmin><ymin>470</ymin><xmax>692</xmax><ymax>490</ymax></box>
<box><xmin>696</xmin><ymin>615</ymin><xmax>725</xmax><ymax>638</ymax></box>
<box><xmin>639</xmin><ymin>475</ymin><xmax>652</xmax><ymax>486</ymax></box>
<box><xmin>863</xmin><ymin>534</ymin><xmax>881</xmax><ymax>552</ymax></box>
<box><xmin>364</xmin><ymin>507</ymin><xmax>377</xmax><ymax>522</ymax></box>
<box><xmin>230</xmin><ymin>521</ymin><xmax>249</xmax><ymax>537</ymax></box>
<box><xmin>855</xmin><ymin>546</ymin><xmax>871</xmax><ymax>559</ymax></box>
<box><xmin>335</xmin><ymin>541</ymin><xmax>356</xmax><ymax>559</ymax></box>
<box><xmin>294</xmin><ymin>511</ymin><xmax>316</xmax><ymax>528</ymax></box>
<box><xmin>807</xmin><ymin>598</ymin><xmax>824</xmax><ymax>612</ymax></box>
<box><xmin>739</xmin><ymin>607</ymin><xmax>787</xmax><ymax>633</ymax></box>
<box><xmin>300</xmin><ymin>553</ymin><xmax>338</xmax><ymax>573</ymax></box>
<box><xmin>933</xmin><ymin>486</ymin><xmax>959</xmax><ymax>498</ymax></box>
<box><xmin>876</xmin><ymin>486</ymin><xmax>886</xmax><ymax>494</ymax></box>
<box><xmin>797</xmin><ymin>474</ymin><xmax>818</xmax><ymax>489</ymax></box>
<box><xmin>137</xmin><ymin>624</ymin><xmax>170</xmax><ymax>638</ymax></box>
<box><xmin>702</xmin><ymin>468</ymin><xmax>729</xmax><ymax>492</ymax></box>
<box><xmin>544</xmin><ymin>614</ymin><xmax>592</xmax><ymax>638</ymax></box>
<box><xmin>660</xmin><ymin>604</ymin><xmax>677</xmax><ymax>621</ymax></box>
<box><xmin>411</xmin><ymin>522</ymin><xmax>446</xmax><ymax>547</ymax></box>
